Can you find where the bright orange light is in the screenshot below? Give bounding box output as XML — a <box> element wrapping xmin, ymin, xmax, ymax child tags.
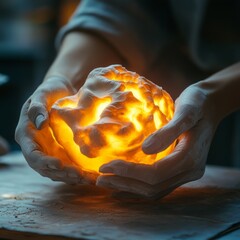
<box><xmin>49</xmin><ymin>65</ymin><xmax>175</xmax><ymax>174</ymax></box>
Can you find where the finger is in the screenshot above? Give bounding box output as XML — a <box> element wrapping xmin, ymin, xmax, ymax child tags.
<box><xmin>24</xmin><ymin>149</ymin><xmax>63</xmax><ymax>171</ymax></box>
<box><xmin>22</xmin><ymin>146</ymin><xmax>87</xmax><ymax>184</ymax></box>
<box><xmin>25</xmin><ymin>150</ymin><xmax>91</xmax><ymax>184</ymax></box>
<box><xmin>27</xmin><ymin>76</ymin><xmax>74</xmax><ymax>130</ymax></box>
<box><xmin>15</xmin><ymin>98</ymin><xmax>92</xmax><ymax>184</ymax></box>
<box><xmin>28</xmin><ymin>105</ymin><xmax>48</xmax><ymax>130</ymax></box>
<box><xmin>27</xmin><ymin>96</ymin><xmax>48</xmax><ymax>130</ymax></box>
<box><xmin>99</xmin><ymin>160</ymin><xmax>158</xmax><ymax>185</ymax></box>
<box><xmin>97</xmin><ymin>175</ymin><xmax>155</xmax><ymax>197</ymax></box>
<box><xmin>96</xmin><ymin>175</ymin><xmax>177</xmax><ymax>198</ymax></box>
<box><xmin>97</xmin><ymin>167</ymin><xmax>203</xmax><ymax>198</ymax></box>
<box><xmin>38</xmin><ymin>168</ymin><xmax>86</xmax><ymax>184</ymax></box>
<box><xmin>99</xmin><ymin>133</ymin><xmax>191</xmax><ymax>185</ymax></box>
<box><xmin>142</xmin><ymin>103</ymin><xmax>201</xmax><ymax>154</ymax></box>
<box><xmin>15</xmin><ymin>101</ymin><xmax>63</xmax><ymax>171</ymax></box>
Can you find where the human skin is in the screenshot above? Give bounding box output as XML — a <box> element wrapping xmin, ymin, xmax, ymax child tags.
<box><xmin>15</xmin><ymin>32</ymin><xmax>124</xmax><ymax>184</ymax></box>
<box><xmin>15</xmin><ymin>32</ymin><xmax>240</xmax><ymax>196</ymax></box>
<box><xmin>98</xmin><ymin>63</ymin><xmax>240</xmax><ymax>197</ymax></box>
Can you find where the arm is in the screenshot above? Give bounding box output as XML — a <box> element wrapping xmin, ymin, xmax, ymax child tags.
<box><xmin>97</xmin><ymin>62</ymin><xmax>240</xmax><ymax>197</ymax></box>
<box><xmin>45</xmin><ymin>32</ymin><xmax>125</xmax><ymax>89</ymax></box>
<box><xmin>197</xmin><ymin>62</ymin><xmax>240</xmax><ymax>122</ymax></box>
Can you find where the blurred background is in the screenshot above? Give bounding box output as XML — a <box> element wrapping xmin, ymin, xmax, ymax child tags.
<box><xmin>0</xmin><ymin>0</ymin><xmax>80</xmax><ymax>149</ymax></box>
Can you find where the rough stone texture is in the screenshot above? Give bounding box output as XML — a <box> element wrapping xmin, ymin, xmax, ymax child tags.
<box><xmin>0</xmin><ymin>152</ymin><xmax>240</xmax><ymax>240</ymax></box>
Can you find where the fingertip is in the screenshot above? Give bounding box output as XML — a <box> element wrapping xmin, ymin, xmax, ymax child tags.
<box><xmin>142</xmin><ymin>124</ymin><xmax>178</xmax><ymax>154</ymax></box>
<box><xmin>142</xmin><ymin>138</ymin><xmax>154</xmax><ymax>154</ymax></box>
<box><xmin>99</xmin><ymin>159</ymin><xmax>124</xmax><ymax>173</ymax></box>
<box><xmin>100</xmin><ymin>160</ymin><xmax>131</xmax><ymax>177</ymax></box>
<box><xmin>99</xmin><ymin>165</ymin><xmax>113</xmax><ymax>173</ymax></box>
<box><xmin>142</xmin><ymin>135</ymin><xmax>162</xmax><ymax>154</ymax></box>
<box><xmin>142</xmin><ymin>135</ymin><xmax>153</xmax><ymax>150</ymax></box>
<box><xmin>35</xmin><ymin>114</ymin><xmax>47</xmax><ymax>130</ymax></box>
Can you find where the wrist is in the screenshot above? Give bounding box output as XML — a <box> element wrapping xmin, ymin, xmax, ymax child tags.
<box><xmin>194</xmin><ymin>80</ymin><xmax>222</xmax><ymax>124</ymax></box>
<box><xmin>195</xmin><ymin>62</ymin><xmax>240</xmax><ymax>123</ymax></box>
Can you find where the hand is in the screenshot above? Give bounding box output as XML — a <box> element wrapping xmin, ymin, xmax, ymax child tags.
<box><xmin>0</xmin><ymin>136</ymin><xmax>9</xmax><ymax>156</ymax></box>
<box><xmin>15</xmin><ymin>76</ymin><xmax>95</xmax><ymax>184</ymax></box>
<box><xmin>96</xmin><ymin>84</ymin><xmax>218</xmax><ymax>198</ymax></box>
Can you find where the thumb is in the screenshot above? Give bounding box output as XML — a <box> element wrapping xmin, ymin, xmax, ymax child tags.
<box><xmin>142</xmin><ymin>103</ymin><xmax>201</xmax><ymax>154</ymax></box>
<box><xmin>27</xmin><ymin>97</ymin><xmax>48</xmax><ymax>130</ymax></box>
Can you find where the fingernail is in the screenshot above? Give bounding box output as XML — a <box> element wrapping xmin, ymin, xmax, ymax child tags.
<box><xmin>35</xmin><ymin>114</ymin><xmax>46</xmax><ymax>129</ymax></box>
<box><xmin>99</xmin><ymin>166</ymin><xmax>113</xmax><ymax>173</ymax></box>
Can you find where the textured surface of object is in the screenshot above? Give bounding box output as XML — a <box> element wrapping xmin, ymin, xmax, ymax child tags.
<box><xmin>50</xmin><ymin>65</ymin><xmax>175</xmax><ymax>173</ymax></box>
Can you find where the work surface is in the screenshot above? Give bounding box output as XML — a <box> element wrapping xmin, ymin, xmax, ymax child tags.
<box><xmin>0</xmin><ymin>152</ymin><xmax>240</xmax><ymax>240</ymax></box>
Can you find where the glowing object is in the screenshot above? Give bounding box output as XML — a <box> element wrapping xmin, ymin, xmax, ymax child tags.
<box><xmin>49</xmin><ymin>65</ymin><xmax>175</xmax><ymax>173</ymax></box>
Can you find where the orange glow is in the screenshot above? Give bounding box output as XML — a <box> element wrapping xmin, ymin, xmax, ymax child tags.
<box><xmin>49</xmin><ymin>65</ymin><xmax>175</xmax><ymax>175</ymax></box>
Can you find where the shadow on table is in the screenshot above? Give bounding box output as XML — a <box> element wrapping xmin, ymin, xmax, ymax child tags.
<box><xmin>41</xmin><ymin>183</ymin><xmax>240</xmax><ymax>228</ymax></box>
<box><xmin>32</xmin><ymin>183</ymin><xmax>240</xmax><ymax>239</ymax></box>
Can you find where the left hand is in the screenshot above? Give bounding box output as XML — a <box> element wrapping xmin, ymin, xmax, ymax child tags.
<box><xmin>96</xmin><ymin>83</ymin><xmax>219</xmax><ymax>198</ymax></box>
<box><xmin>15</xmin><ymin>77</ymin><xmax>95</xmax><ymax>184</ymax></box>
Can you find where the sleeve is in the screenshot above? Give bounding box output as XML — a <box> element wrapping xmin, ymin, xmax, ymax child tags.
<box><xmin>55</xmin><ymin>0</ymin><xmax>175</xmax><ymax>72</ymax></box>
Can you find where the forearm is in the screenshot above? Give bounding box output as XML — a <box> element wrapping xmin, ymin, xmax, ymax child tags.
<box><xmin>44</xmin><ymin>31</ymin><xmax>125</xmax><ymax>90</ymax></box>
<box><xmin>195</xmin><ymin>62</ymin><xmax>240</xmax><ymax>123</ymax></box>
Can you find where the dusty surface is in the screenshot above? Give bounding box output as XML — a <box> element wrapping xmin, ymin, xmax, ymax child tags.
<box><xmin>0</xmin><ymin>152</ymin><xmax>240</xmax><ymax>240</ymax></box>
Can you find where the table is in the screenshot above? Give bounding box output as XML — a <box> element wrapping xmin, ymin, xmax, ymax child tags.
<box><xmin>0</xmin><ymin>151</ymin><xmax>240</xmax><ymax>240</ymax></box>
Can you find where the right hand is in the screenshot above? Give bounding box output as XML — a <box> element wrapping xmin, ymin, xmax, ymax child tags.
<box><xmin>15</xmin><ymin>76</ymin><xmax>94</xmax><ymax>184</ymax></box>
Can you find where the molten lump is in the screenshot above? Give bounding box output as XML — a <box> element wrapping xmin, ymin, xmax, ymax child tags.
<box><xmin>49</xmin><ymin>65</ymin><xmax>175</xmax><ymax>173</ymax></box>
